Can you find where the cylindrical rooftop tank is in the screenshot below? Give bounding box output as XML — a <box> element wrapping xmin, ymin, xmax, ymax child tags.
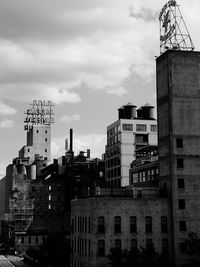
<box><xmin>118</xmin><ymin>106</ymin><xmax>125</xmax><ymax>119</ymax></box>
<box><xmin>123</xmin><ymin>103</ymin><xmax>137</xmax><ymax>119</ymax></box>
<box><xmin>30</xmin><ymin>165</ymin><xmax>36</xmax><ymax>180</ymax></box>
<box><xmin>137</xmin><ymin>107</ymin><xmax>143</xmax><ymax>119</ymax></box>
<box><xmin>141</xmin><ymin>103</ymin><xmax>154</xmax><ymax>119</ymax></box>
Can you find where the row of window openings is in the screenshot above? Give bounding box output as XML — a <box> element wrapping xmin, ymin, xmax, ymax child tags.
<box><xmin>27</xmin><ymin>148</ymin><xmax>48</xmax><ymax>152</ymax></box>
<box><xmin>71</xmin><ymin>261</ymin><xmax>90</xmax><ymax>267</ymax></box>
<box><xmin>107</xmin><ymin>179</ymin><xmax>121</xmax><ymax>188</ymax></box>
<box><xmin>71</xmin><ymin>238</ymin><xmax>90</xmax><ymax>257</ymax></box>
<box><xmin>131</xmin><ymin>168</ymin><xmax>158</xmax><ymax>184</ymax></box>
<box><xmin>106</xmin><ymin>146</ymin><xmax>121</xmax><ymax>157</ymax></box>
<box><xmin>96</xmin><ymin>216</ymin><xmax>168</xmax><ymax>234</ymax></box>
<box><xmin>91</xmin><ymin>238</ymin><xmax>168</xmax><ymax>257</ymax></box>
<box><xmin>122</xmin><ymin>124</ymin><xmax>157</xmax><ymax>132</ymax></box>
<box><xmin>21</xmin><ymin>236</ymin><xmax>45</xmax><ymax>244</ymax></box>
<box><xmin>71</xmin><ymin>217</ymin><xmax>91</xmax><ymax>234</ymax></box>
<box><xmin>106</xmin><ymin>167</ymin><xmax>121</xmax><ymax>179</ymax></box>
<box><xmin>36</xmin><ymin>130</ymin><xmax>48</xmax><ymax>134</ymax></box>
<box><xmin>106</xmin><ymin>157</ymin><xmax>121</xmax><ymax>168</ymax></box>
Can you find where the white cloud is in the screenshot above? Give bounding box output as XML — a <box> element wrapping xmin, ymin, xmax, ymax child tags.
<box><xmin>0</xmin><ymin>102</ymin><xmax>17</xmax><ymax>115</ymax></box>
<box><xmin>0</xmin><ymin>119</ymin><xmax>14</xmax><ymax>129</ymax></box>
<box><xmin>60</xmin><ymin>114</ymin><xmax>80</xmax><ymax>124</ymax></box>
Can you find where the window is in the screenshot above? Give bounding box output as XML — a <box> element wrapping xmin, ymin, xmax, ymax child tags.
<box><xmin>146</xmin><ymin>239</ymin><xmax>152</xmax><ymax>248</ymax></box>
<box><xmin>179</xmin><ymin>221</ymin><xmax>186</xmax><ymax>232</ymax></box>
<box><xmin>137</xmin><ymin>190</ymin><xmax>142</xmax><ymax>198</ymax></box>
<box><xmin>136</xmin><ymin>124</ymin><xmax>147</xmax><ymax>132</ymax></box>
<box><xmin>45</xmin><ymin>138</ymin><xmax>47</xmax><ymax>142</ymax></box>
<box><xmin>122</xmin><ymin>124</ymin><xmax>133</xmax><ymax>131</ymax></box>
<box><xmin>179</xmin><ymin>199</ymin><xmax>185</xmax><ymax>209</ymax></box>
<box><xmin>176</xmin><ymin>138</ymin><xmax>183</xmax><ymax>148</ymax></box>
<box><xmin>150</xmin><ymin>125</ymin><xmax>157</xmax><ymax>132</ymax></box>
<box><xmin>36</xmin><ymin>130</ymin><xmax>39</xmax><ymax>133</ymax></box>
<box><xmin>45</xmin><ymin>149</ymin><xmax>47</xmax><ymax>152</ymax></box>
<box><xmin>177</xmin><ymin>158</ymin><xmax>184</xmax><ymax>169</ymax></box>
<box><xmin>48</xmin><ymin>195</ymin><xmax>51</xmax><ymax>201</ymax></box>
<box><xmin>145</xmin><ymin>216</ymin><xmax>152</xmax><ymax>233</ymax></box>
<box><xmin>21</xmin><ymin>237</ymin><xmax>24</xmax><ymax>244</ymax></box>
<box><xmin>97</xmin><ymin>217</ymin><xmax>105</xmax><ymax>233</ymax></box>
<box><xmin>44</xmin><ymin>157</ymin><xmax>48</xmax><ymax>160</ymax></box>
<box><xmin>48</xmin><ymin>185</ymin><xmax>52</xmax><ymax>191</ymax></box>
<box><xmin>162</xmin><ymin>239</ymin><xmax>168</xmax><ymax>254</ymax></box>
<box><xmin>27</xmin><ymin>148</ymin><xmax>30</xmax><ymax>152</ymax></box>
<box><xmin>114</xmin><ymin>216</ymin><xmax>121</xmax><ymax>233</ymax></box>
<box><xmin>130</xmin><ymin>216</ymin><xmax>137</xmax><ymax>233</ymax></box>
<box><xmin>48</xmin><ymin>204</ymin><xmax>51</xmax><ymax>210</ymax></box>
<box><xmin>161</xmin><ymin>216</ymin><xmax>168</xmax><ymax>233</ymax></box>
<box><xmin>131</xmin><ymin>239</ymin><xmax>137</xmax><ymax>250</ymax></box>
<box><xmin>97</xmin><ymin>240</ymin><xmax>105</xmax><ymax>257</ymax></box>
<box><xmin>180</xmin><ymin>242</ymin><xmax>187</xmax><ymax>253</ymax></box>
<box><xmin>115</xmin><ymin>239</ymin><xmax>121</xmax><ymax>250</ymax></box>
<box><xmin>178</xmin><ymin>178</ymin><xmax>184</xmax><ymax>188</ymax></box>
<box><xmin>45</xmin><ymin>130</ymin><xmax>47</xmax><ymax>133</ymax></box>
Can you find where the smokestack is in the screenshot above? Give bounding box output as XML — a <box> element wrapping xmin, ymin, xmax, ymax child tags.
<box><xmin>70</xmin><ymin>128</ymin><xmax>73</xmax><ymax>152</ymax></box>
<box><xmin>87</xmin><ymin>149</ymin><xmax>90</xmax><ymax>158</ymax></box>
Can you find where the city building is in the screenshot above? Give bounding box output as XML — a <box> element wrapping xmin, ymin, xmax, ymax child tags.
<box><xmin>156</xmin><ymin>49</ymin><xmax>200</xmax><ymax>266</ymax></box>
<box><xmin>105</xmin><ymin>103</ymin><xmax>157</xmax><ymax>187</ymax></box>
<box><xmin>129</xmin><ymin>145</ymin><xmax>158</xmax><ymax>188</ymax></box>
<box><xmin>70</xmin><ymin>192</ymin><xmax>171</xmax><ymax>267</ymax></box>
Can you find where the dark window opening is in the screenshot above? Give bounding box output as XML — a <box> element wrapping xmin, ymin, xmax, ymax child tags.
<box><xmin>146</xmin><ymin>239</ymin><xmax>152</xmax><ymax>248</ymax></box>
<box><xmin>45</xmin><ymin>138</ymin><xmax>47</xmax><ymax>142</ymax></box>
<box><xmin>179</xmin><ymin>221</ymin><xmax>186</xmax><ymax>231</ymax></box>
<box><xmin>176</xmin><ymin>138</ymin><xmax>183</xmax><ymax>148</ymax></box>
<box><xmin>178</xmin><ymin>178</ymin><xmax>185</xmax><ymax>188</ymax></box>
<box><xmin>131</xmin><ymin>239</ymin><xmax>137</xmax><ymax>250</ymax></box>
<box><xmin>179</xmin><ymin>199</ymin><xmax>185</xmax><ymax>209</ymax></box>
<box><xmin>130</xmin><ymin>216</ymin><xmax>137</xmax><ymax>233</ymax></box>
<box><xmin>161</xmin><ymin>216</ymin><xmax>168</xmax><ymax>233</ymax></box>
<box><xmin>177</xmin><ymin>158</ymin><xmax>184</xmax><ymax>169</ymax></box>
<box><xmin>97</xmin><ymin>240</ymin><xmax>105</xmax><ymax>257</ymax></box>
<box><xmin>162</xmin><ymin>239</ymin><xmax>168</xmax><ymax>254</ymax></box>
<box><xmin>115</xmin><ymin>239</ymin><xmax>121</xmax><ymax>250</ymax></box>
<box><xmin>145</xmin><ymin>216</ymin><xmax>152</xmax><ymax>233</ymax></box>
<box><xmin>98</xmin><ymin>216</ymin><xmax>105</xmax><ymax>233</ymax></box>
<box><xmin>114</xmin><ymin>216</ymin><xmax>121</xmax><ymax>233</ymax></box>
<box><xmin>180</xmin><ymin>242</ymin><xmax>187</xmax><ymax>253</ymax></box>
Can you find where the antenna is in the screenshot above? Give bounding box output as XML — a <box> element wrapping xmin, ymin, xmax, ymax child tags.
<box><xmin>159</xmin><ymin>1</ymin><xmax>195</xmax><ymax>54</ymax></box>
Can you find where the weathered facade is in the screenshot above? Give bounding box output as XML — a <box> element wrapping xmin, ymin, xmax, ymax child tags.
<box><xmin>71</xmin><ymin>196</ymin><xmax>172</xmax><ymax>267</ymax></box>
<box><xmin>157</xmin><ymin>50</ymin><xmax>200</xmax><ymax>266</ymax></box>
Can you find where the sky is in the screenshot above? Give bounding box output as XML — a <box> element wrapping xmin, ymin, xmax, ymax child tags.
<box><xmin>0</xmin><ymin>0</ymin><xmax>199</xmax><ymax>178</ymax></box>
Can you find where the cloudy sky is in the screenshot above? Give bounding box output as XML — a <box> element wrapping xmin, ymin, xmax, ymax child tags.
<box><xmin>0</xmin><ymin>0</ymin><xmax>199</xmax><ymax>178</ymax></box>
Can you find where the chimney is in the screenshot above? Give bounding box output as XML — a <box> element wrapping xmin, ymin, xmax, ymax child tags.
<box><xmin>87</xmin><ymin>149</ymin><xmax>90</xmax><ymax>158</ymax></box>
<box><xmin>70</xmin><ymin>128</ymin><xmax>73</xmax><ymax>152</ymax></box>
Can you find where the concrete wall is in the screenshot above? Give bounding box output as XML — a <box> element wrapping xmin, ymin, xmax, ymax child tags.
<box><xmin>157</xmin><ymin>50</ymin><xmax>200</xmax><ymax>266</ymax></box>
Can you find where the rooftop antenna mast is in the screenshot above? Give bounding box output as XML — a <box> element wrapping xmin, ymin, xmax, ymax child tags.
<box><xmin>159</xmin><ymin>1</ymin><xmax>195</xmax><ymax>54</ymax></box>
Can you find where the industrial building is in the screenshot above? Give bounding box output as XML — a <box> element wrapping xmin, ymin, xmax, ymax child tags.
<box><xmin>71</xmin><ymin>47</ymin><xmax>200</xmax><ymax>267</ymax></box>
<box><xmin>105</xmin><ymin>103</ymin><xmax>157</xmax><ymax>187</ymax></box>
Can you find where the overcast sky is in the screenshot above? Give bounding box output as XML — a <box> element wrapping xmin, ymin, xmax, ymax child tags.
<box><xmin>0</xmin><ymin>0</ymin><xmax>199</xmax><ymax>178</ymax></box>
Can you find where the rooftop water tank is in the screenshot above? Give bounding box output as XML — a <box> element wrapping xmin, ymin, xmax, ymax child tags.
<box><xmin>141</xmin><ymin>103</ymin><xmax>155</xmax><ymax>119</ymax></box>
<box><xmin>118</xmin><ymin>106</ymin><xmax>125</xmax><ymax>119</ymax></box>
<box><xmin>123</xmin><ymin>103</ymin><xmax>137</xmax><ymax>119</ymax></box>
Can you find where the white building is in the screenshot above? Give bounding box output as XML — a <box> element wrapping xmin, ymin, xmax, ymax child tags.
<box><xmin>105</xmin><ymin>103</ymin><xmax>157</xmax><ymax>187</ymax></box>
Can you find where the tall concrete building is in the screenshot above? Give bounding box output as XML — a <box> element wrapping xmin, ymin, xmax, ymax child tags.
<box><xmin>156</xmin><ymin>50</ymin><xmax>200</xmax><ymax>266</ymax></box>
<box><xmin>105</xmin><ymin>103</ymin><xmax>157</xmax><ymax>187</ymax></box>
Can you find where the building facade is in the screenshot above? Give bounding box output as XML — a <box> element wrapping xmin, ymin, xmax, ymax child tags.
<box><xmin>157</xmin><ymin>50</ymin><xmax>200</xmax><ymax>266</ymax></box>
<box><xmin>70</xmin><ymin>195</ymin><xmax>172</xmax><ymax>267</ymax></box>
<box><xmin>105</xmin><ymin>103</ymin><xmax>157</xmax><ymax>187</ymax></box>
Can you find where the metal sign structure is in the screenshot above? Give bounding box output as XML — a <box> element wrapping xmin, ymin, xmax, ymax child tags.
<box><xmin>159</xmin><ymin>1</ymin><xmax>195</xmax><ymax>54</ymax></box>
<box><xmin>24</xmin><ymin>100</ymin><xmax>55</xmax><ymax>131</ymax></box>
